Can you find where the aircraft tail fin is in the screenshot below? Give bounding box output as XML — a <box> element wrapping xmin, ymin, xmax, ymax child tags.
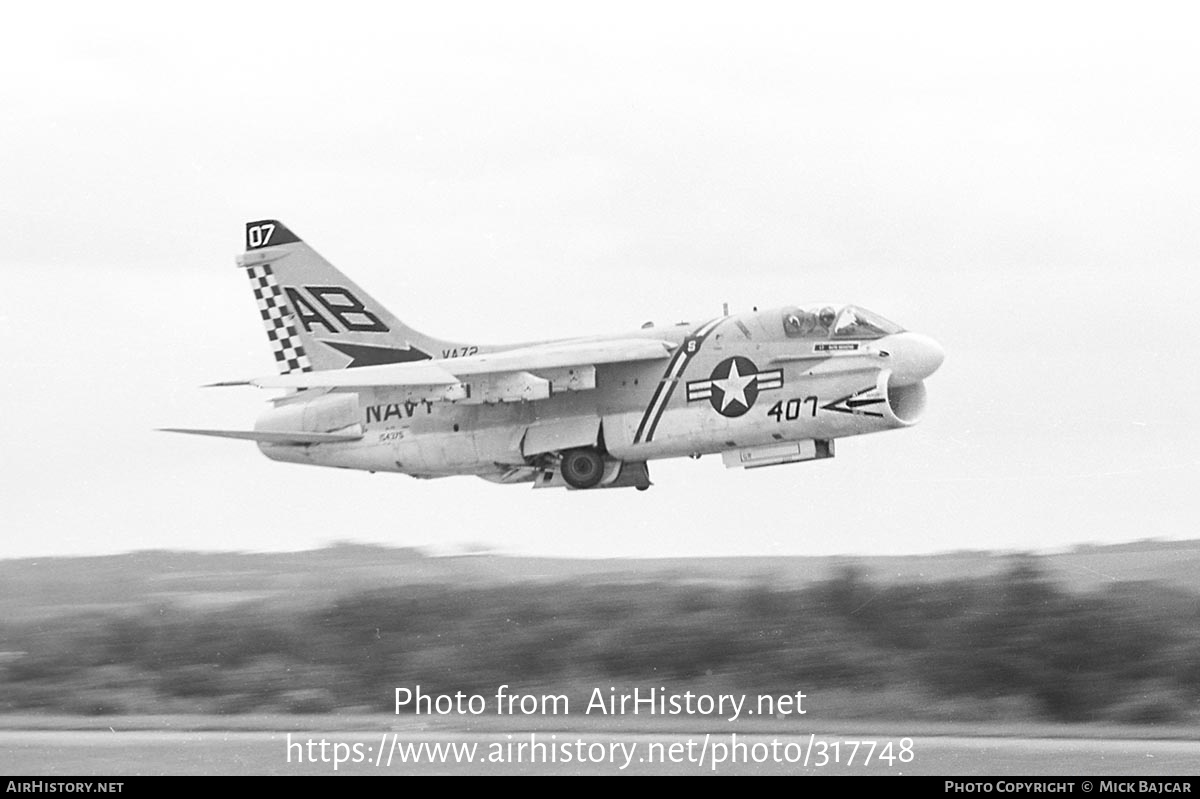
<box><xmin>236</xmin><ymin>220</ymin><xmax>476</xmax><ymax>373</ymax></box>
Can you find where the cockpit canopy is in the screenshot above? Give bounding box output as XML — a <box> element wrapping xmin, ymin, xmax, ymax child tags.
<box><xmin>782</xmin><ymin>305</ymin><xmax>903</xmax><ymax>340</ymax></box>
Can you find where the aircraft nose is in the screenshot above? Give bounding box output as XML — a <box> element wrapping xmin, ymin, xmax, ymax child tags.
<box><xmin>881</xmin><ymin>332</ymin><xmax>944</xmax><ymax>386</ymax></box>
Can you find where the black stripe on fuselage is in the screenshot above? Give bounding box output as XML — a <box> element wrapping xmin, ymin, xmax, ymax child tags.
<box><xmin>633</xmin><ymin>316</ymin><xmax>727</xmax><ymax>444</ymax></box>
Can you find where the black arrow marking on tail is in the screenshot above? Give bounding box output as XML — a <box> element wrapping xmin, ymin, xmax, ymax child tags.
<box><xmin>321</xmin><ymin>341</ymin><xmax>433</xmax><ymax>368</ymax></box>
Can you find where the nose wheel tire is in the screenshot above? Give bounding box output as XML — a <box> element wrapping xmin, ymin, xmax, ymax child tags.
<box><xmin>561</xmin><ymin>448</ymin><xmax>605</xmax><ymax>489</ymax></box>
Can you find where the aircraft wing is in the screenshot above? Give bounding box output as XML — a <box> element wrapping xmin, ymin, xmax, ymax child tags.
<box><xmin>244</xmin><ymin>338</ymin><xmax>674</xmax><ymax>390</ymax></box>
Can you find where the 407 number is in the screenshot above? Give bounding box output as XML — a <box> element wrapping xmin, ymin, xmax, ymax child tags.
<box><xmin>767</xmin><ymin>396</ymin><xmax>818</xmax><ymax>422</ymax></box>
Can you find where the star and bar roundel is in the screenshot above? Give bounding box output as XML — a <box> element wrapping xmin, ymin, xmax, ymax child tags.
<box><xmin>687</xmin><ymin>356</ymin><xmax>784</xmax><ymax>418</ymax></box>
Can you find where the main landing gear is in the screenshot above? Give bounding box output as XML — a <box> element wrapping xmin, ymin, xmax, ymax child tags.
<box><xmin>560</xmin><ymin>448</ymin><xmax>605</xmax><ymax>489</ymax></box>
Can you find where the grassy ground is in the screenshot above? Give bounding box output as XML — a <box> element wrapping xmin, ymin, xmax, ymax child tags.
<box><xmin>2</xmin><ymin>712</ymin><xmax>1198</xmax><ymax>741</ymax></box>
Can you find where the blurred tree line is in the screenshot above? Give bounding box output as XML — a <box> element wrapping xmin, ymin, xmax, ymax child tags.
<box><xmin>1</xmin><ymin>557</ymin><xmax>1197</xmax><ymax>723</ymax></box>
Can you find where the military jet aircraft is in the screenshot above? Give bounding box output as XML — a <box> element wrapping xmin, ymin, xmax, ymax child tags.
<box><xmin>164</xmin><ymin>220</ymin><xmax>944</xmax><ymax>490</ymax></box>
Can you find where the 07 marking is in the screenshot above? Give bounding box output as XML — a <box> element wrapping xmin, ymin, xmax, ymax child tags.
<box><xmin>767</xmin><ymin>396</ymin><xmax>818</xmax><ymax>422</ymax></box>
<box><xmin>247</xmin><ymin>223</ymin><xmax>275</xmax><ymax>248</ymax></box>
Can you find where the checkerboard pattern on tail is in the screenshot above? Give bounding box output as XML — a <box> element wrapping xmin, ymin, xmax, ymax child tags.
<box><xmin>246</xmin><ymin>263</ymin><xmax>312</xmax><ymax>374</ymax></box>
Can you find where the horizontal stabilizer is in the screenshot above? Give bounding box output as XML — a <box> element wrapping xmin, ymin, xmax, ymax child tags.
<box><xmin>158</xmin><ymin>428</ymin><xmax>362</xmax><ymax>445</ymax></box>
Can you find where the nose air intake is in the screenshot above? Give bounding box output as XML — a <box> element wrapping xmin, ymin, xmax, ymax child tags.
<box><xmin>874</xmin><ymin>332</ymin><xmax>943</xmax><ymax>427</ymax></box>
<box><xmin>886</xmin><ymin>380</ymin><xmax>928</xmax><ymax>425</ymax></box>
<box><xmin>859</xmin><ymin>331</ymin><xmax>940</xmax><ymax>429</ymax></box>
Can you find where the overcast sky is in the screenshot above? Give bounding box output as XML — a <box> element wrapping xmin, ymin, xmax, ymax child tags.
<box><xmin>2</xmin><ymin>2</ymin><xmax>1196</xmax><ymax>559</ymax></box>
